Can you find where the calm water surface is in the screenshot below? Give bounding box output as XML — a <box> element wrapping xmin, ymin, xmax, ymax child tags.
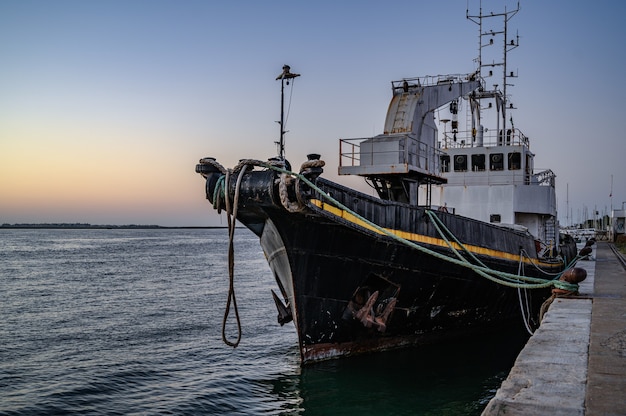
<box><xmin>0</xmin><ymin>228</ymin><xmax>528</xmax><ymax>415</ymax></box>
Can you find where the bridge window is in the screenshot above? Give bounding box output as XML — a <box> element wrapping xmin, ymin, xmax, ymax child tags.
<box><xmin>490</xmin><ymin>153</ymin><xmax>504</xmax><ymax>171</ymax></box>
<box><xmin>440</xmin><ymin>155</ymin><xmax>450</xmax><ymax>172</ymax></box>
<box><xmin>508</xmin><ymin>152</ymin><xmax>521</xmax><ymax>170</ymax></box>
<box><xmin>453</xmin><ymin>155</ymin><xmax>467</xmax><ymax>172</ymax></box>
<box><xmin>471</xmin><ymin>154</ymin><xmax>485</xmax><ymax>171</ymax></box>
<box><xmin>490</xmin><ymin>214</ymin><xmax>501</xmax><ymax>223</ymax></box>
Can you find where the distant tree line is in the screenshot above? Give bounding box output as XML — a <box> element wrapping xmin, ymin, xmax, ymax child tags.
<box><xmin>1</xmin><ymin>223</ymin><xmax>163</xmax><ymax>229</ymax></box>
<box><xmin>0</xmin><ymin>223</ymin><xmax>223</xmax><ymax>229</ymax></box>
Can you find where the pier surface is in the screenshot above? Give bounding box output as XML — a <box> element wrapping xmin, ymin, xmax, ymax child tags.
<box><xmin>482</xmin><ymin>242</ymin><xmax>626</xmax><ymax>415</ymax></box>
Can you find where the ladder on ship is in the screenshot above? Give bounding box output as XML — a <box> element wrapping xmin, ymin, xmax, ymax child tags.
<box><xmin>390</xmin><ymin>93</ymin><xmax>410</xmax><ymax>133</ymax></box>
<box><xmin>545</xmin><ymin>217</ymin><xmax>557</xmax><ymax>251</ymax></box>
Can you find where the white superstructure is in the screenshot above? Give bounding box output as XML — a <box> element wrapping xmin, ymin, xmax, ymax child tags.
<box><xmin>430</xmin><ymin>133</ymin><xmax>558</xmax><ymax>245</ymax></box>
<box><xmin>429</xmin><ymin>4</ymin><xmax>560</xmax><ymax>248</ymax></box>
<box><xmin>338</xmin><ymin>3</ymin><xmax>561</xmax><ymax>252</ymax></box>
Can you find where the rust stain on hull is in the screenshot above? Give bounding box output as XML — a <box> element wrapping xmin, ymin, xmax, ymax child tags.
<box><xmin>300</xmin><ymin>327</ymin><xmax>491</xmax><ymax>364</ymax></box>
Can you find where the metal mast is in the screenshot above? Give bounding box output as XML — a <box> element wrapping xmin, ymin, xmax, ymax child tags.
<box><xmin>275</xmin><ymin>65</ymin><xmax>300</xmax><ymax>160</ymax></box>
<box><xmin>467</xmin><ymin>2</ymin><xmax>519</xmax><ymax>135</ymax></box>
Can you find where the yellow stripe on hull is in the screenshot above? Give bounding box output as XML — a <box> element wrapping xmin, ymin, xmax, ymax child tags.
<box><xmin>310</xmin><ymin>199</ymin><xmax>559</xmax><ymax>268</ymax></box>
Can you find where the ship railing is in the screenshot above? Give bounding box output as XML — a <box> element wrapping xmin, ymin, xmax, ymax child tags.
<box><xmin>339</xmin><ymin>135</ymin><xmax>444</xmax><ymax>176</ymax></box>
<box><xmin>391</xmin><ymin>73</ymin><xmax>478</xmax><ymax>92</ymax></box>
<box><xmin>439</xmin><ymin>128</ymin><xmax>529</xmax><ymax>149</ymax></box>
<box><xmin>444</xmin><ymin>169</ymin><xmax>554</xmax><ymax>187</ymax></box>
<box><xmin>339</xmin><ymin>138</ymin><xmax>361</xmax><ymax>167</ymax></box>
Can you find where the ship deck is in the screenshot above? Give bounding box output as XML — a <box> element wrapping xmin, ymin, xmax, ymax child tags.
<box><xmin>482</xmin><ymin>241</ymin><xmax>626</xmax><ymax>415</ymax></box>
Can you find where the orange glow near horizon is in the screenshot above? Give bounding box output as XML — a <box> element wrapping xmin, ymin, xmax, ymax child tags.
<box><xmin>0</xmin><ymin>118</ymin><xmax>217</xmax><ymax>225</ymax></box>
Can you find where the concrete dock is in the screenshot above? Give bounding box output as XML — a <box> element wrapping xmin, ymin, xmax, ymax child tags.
<box><xmin>482</xmin><ymin>242</ymin><xmax>626</xmax><ymax>415</ymax></box>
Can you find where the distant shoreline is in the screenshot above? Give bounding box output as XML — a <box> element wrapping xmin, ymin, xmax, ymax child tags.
<box><xmin>0</xmin><ymin>224</ymin><xmax>228</xmax><ymax>230</ymax></box>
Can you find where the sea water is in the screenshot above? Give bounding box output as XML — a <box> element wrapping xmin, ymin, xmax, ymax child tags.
<box><xmin>0</xmin><ymin>228</ymin><xmax>529</xmax><ymax>415</ymax></box>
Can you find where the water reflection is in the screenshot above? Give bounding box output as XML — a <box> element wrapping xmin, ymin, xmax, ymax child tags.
<box><xmin>271</xmin><ymin>327</ymin><xmax>529</xmax><ymax>416</ymax></box>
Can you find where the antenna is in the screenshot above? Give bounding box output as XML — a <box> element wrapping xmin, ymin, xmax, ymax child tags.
<box><xmin>467</xmin><ymin>2</ymin><xmax>519</xmax><ymax>135</ymax></box>
<box><xmin>275</xmin><ymin>65</ymin><xmax>300</xmax><ymax>160</ymax></box>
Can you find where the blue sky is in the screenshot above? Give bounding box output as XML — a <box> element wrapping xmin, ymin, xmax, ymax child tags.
<box><xmin>1</xmin><ymin>0</ymin><xmax>625</xmax><ymax>226</ymax></box>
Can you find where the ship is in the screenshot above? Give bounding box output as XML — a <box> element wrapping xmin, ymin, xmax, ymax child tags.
<box><xmin>196</xmin><ymin>5</ymin><xmax>580</xmax><ymax>364</ymax></box>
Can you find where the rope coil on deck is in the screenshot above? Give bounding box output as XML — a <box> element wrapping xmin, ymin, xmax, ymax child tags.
<box><xmin>279</xmin><ymin>174</ymin><xmax>305</xmax><ymax>213</ymax></box>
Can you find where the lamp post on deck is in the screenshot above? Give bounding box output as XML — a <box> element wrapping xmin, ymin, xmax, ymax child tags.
<box><xmin>276</xmin><ymin>65</ymin><xmax>300</xmax><ymax>160</ymax></box>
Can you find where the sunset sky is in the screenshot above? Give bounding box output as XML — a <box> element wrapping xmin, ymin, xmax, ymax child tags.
<box><xmin>1</xmin><ymin>0</ymin><xmax>625</xmax><ymax>226</ymax></box>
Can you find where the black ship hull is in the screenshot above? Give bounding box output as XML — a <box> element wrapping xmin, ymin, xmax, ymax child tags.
<box><xmin>197</xmin><ymin>161</ymin><xmax>571</xmax><ymax>364</ymax></box>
